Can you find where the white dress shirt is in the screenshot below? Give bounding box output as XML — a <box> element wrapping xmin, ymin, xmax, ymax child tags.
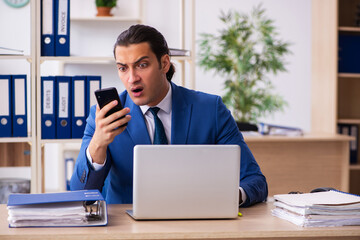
<box><xmin>139</xmin><ymin>82</ymin><xmax>172</xmax><ymax>144</ymax></box>
<box><xmin>86</xmin><ymin>82</ymin><xmax>172</xmax><ymax>169</ymax></box>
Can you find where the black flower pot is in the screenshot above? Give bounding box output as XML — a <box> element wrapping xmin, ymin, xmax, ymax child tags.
<box><xmin>236</xmin><ymin>122</ymin><xmax>258</xmax><ymax>132</ymax></box>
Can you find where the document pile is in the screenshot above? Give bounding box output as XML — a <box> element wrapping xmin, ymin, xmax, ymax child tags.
<box><xmin>7</xmin><ymin>189</ymin><xmax>107</xmax><ymax>227</ymax></box>
<box><xmin>258</xmin><ymin>122</ymin><xmax>303</xmax><ymax>136</ymax></box>
<box><xmin>272</xmin><ymin>190</ymin><xmax>360</xmax><ymax>227</ymax></box>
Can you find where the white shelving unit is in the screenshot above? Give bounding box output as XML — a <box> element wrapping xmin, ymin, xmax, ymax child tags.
<box><xmin>71</xmin><ymin>16</ymin><xmax>142</xmax><ymax>22</ymax></box>
<box><xmin>35</xmin><ymin>0</ymin><xmax>144</xmax><ymax>192</ymax></box>
<box><xmin>32</xmin><ymin>0</ymin><xmax>195</xmax><ymax>192</ymax></box>
<box><xmin>0</xmin><ymin>0</ymin><xmax>38</xmax><ymax>193</ymax></box>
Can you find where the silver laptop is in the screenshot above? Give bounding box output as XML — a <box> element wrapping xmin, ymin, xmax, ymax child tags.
<box><xmin>127</xmin><ymin>145</ymin><xmax>241</xmax><ymax>220</ymax></box>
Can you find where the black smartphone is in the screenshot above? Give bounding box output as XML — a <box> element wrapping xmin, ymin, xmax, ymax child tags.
<box><xmin>94</xmin><ymin>87</ymin><xmax>127</xmax><ymax>126</ymax></box>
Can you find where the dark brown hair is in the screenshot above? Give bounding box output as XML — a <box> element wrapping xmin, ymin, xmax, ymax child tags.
<box><xmin>113</xmin><ymin>24</ymin><xmax>175</xmax><ymax>81</ymax></box>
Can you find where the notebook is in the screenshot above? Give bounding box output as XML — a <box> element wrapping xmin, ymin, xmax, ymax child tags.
<box><xmin>127</xmin><ymin>145</ymin><xmax>241</xmax><ymax>220</ymax></box>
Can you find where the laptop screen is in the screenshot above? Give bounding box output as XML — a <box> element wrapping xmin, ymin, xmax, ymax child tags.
<box><xmin>130</xmin><ymin>145</ymin><xmax>240</xmax><ymax>220</ymax></box>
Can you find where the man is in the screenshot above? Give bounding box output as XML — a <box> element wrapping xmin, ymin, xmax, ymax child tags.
<box><xmin>70</xmin><ymin>24</ymin><xmax>268</xmax><ymax>207</ymax></box>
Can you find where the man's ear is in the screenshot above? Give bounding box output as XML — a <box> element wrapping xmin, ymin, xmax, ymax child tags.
<box><xmin>161</xmin><ymin>54</ymin><xmax>171</xmax><ymax>73</ymax></box>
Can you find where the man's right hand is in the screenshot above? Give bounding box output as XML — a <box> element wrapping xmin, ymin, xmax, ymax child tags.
<box><xmin>89</xmin><ymin>100</ymin><xmax>131</xmax><ymax>164</ymax></box>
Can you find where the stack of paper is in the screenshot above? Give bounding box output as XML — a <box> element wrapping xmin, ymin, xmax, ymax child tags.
<box><xmin>272</xmin><ymin>190</ymin><xmax>360</xmax><ymax>227</ymax></box>
<box><xmin>7</xmin><ymin>190</ymin><xmax>107</xmax><ymax>227</ymax></box>
<box><xmin>258</xmin><ymin>122</ymin><xmax>304</xmax><ymax>136</ymax></box>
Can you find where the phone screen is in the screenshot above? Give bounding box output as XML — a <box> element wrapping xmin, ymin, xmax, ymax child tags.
<box><xmin>95</xmin><ymin>87</ymin><xmax>127</xmax><ymax>126</ymax></box>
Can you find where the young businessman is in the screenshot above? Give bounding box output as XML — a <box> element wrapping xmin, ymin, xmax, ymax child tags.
<box><xmin>70</xmin><ymin>24</ymin><xmax>268</xmax><ymax>207</ymax></box>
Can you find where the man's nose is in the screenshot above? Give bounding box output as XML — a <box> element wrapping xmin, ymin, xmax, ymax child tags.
<box><xmin>128</xmin><ymin>69</ymin><xmax>139</xmax><ymax>83</ymax></box>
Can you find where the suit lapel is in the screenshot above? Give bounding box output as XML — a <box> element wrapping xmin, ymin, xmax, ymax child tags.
<box><xmin>170</xmin><ymin>83</ymin><xmax>192</xmax><ymax>144</ymax></box>
<box><xmin>124</xmin><ymin>94</ymin><xmax>151</xmax><ymax>145</ymax></box>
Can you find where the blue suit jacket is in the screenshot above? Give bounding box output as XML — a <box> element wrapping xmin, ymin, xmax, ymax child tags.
<box><xmin>70</xmin><ymin>82</ymin><xmax>268</xmax><ymax>207</ymax></box>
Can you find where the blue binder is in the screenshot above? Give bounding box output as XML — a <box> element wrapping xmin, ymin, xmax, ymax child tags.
<box><xmin>41</xmin><ymin>0</ymin><xmax>55</xmax><ymax>56</ymax></box>
<box><xmin>0</xmin><ymin>75</ymin><xmax>12</xmax><ymax>137</ymax></box>
<box><xmin>56</xmin><ymin>76</ymin><xmax>71</xmax><ymax>139</ymax></box>
<box><xmin>65</xmin><ymin>157</ymin><xmax>74</xmax><ymax>190</ymax></box>
<box><xmin>71</xmin><ymin>76</ymin><xmax>86</xmax><ymax>138</ymax></box>
<box><xmin>86</xmin><ymin>76</ymin><xmax>102</xmax><ymax>116</ymax></box>
<box><xmin>11</xmin><ymin>75</ymin><xmax>28</xmax><ymax>137</ymax></box>
<box><xmin>338</xmin><ymin>34</ymin><xmax>360</xmax><ymax>73</ymax></box>
<box><xmin>41</xmin><ymin>76</ymin><xmax>56</xmax><ymax>139</ymax></box>
<box><xmin>7</xmin><ymin>189</ymin><xmax>108</xmax><ymax>227</ymax></box>
<box><xmin>55</xmin><ymin>0</ymin><xmax>70</xmax><ymax>56</ymax></box>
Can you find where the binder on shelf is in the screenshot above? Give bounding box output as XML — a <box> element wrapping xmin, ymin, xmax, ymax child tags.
<box><xmin>55</xmin><ymin>0</ymin><xmax>70</xmax><ymax>56</ymax></box>
<box><xmin>41</xmin><ymin>76</ymin><xmax>56</xmax><ymax>139</ymax></box>
<box><xmin>86</xmin><ymin>76</ymin><xmax>101</xmax><ymax>115</ymax></box>
<box><xmin>71</xmin><ymin>76</ymin><xmax>86</xmax><ymax>139</ymax></box>
<box><xmin>338</xmin><ymin>123</ymin><xmax>358</xmax><ymax>164</ymax></box>
<box><xmin>11</xmin><ymin>75</ymin><xmax>27</xmax><ymax>137</ymax></box>
<box><xmin>65</xmin><ymin>157</ymin><xmax>74</xmax><ymax>190</ymax></box>
<box><xmin>41</xmin><ymin>0</ymin><xmax>55</xmax><ymax>56</ymax></box>
<box><xmin>338</xmin><ymin>34</ymin><xmax>360</xmax><ymax>73</ymax></box>
<box><xmin>7</xmin><ymin>189</ymin><xmax>108</xmax><ymax>227</ymax></box>
<box><xmin>0</xmin><ymin>75</ymin><xmax>12</xmax><ymax>137</ymax></box>
<box><xmin>56</xmin><ymin>76</ymin><xmax>71</xmax><ymax>139</ymax></box>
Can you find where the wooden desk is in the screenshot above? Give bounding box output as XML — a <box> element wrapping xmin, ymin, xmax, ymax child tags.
<box><xmin>1</xmin><ymin>203</ymin><xmax>360</xmax><ymax>240</ymax></box>
<box><xmin>245</xmin><ymin>133</ymin><xmax>352</xmax><ymax>196</ymax></box>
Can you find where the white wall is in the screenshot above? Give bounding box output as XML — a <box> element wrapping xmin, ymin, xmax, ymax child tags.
<box><xmin>0</xmin><ymin>0</ymin><xmax>312</xmax><ymax>191</ymax></box>
<box><xmin>0</xmin><ymin>1</ymin><xmax>30</xmax><ymax>55</ymax></box>
<box><xmin>195</xmin><ymin>0</ymin><xmax>312</xmax><ymax>131</ymax></box>
<box><xmin>69</xmin><ymin>0</ymin><xmax>312</xmax><ymax>131</ymax></box>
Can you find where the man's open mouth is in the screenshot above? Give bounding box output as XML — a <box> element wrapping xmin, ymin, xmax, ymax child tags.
<box><xmin>132</xmin><ymin>88</ymin><xmax>142</xmax><ymax>93</ymax></box>
<box><xmin>131</xmin><ymin>86</ymin><xmax>144</xmax><ymax>96</ymax></box>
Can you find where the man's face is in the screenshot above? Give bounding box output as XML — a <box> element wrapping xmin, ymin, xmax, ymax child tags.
<box><xmin>115</xmin><ymin>42</ymin><xmax>170</xmax><ymax>107</ymax></box>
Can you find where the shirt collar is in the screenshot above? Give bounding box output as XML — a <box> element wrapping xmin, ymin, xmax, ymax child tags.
<box><xmin>139</xmin><ymin>82</ymin><xmax>172</xmax><ymax>115</ymax></box>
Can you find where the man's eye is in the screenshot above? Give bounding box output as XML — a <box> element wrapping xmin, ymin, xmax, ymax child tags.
<box><xmin>118</xmin><ymin>66</ymin><xmax>127</xmax><ymax>72</ymax></box>
<box><xmin>138</xmin><ymin>63</ymin><xmax>148</xmax><ymax>68</ymax></box>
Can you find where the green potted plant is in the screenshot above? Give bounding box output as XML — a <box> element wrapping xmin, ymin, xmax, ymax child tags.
<box><xmin>198</xmin><ymin>5</ymin><xmax>291</xmax><ymax>131</ymax></box>
<box><xmin>95</xmin><ymin>0</ymin><xmax>117</xmax><ymax>17</ymax></box>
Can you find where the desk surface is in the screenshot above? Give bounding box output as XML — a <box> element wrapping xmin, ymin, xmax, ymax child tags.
<box><xmin>244</xmin><ymin>132</ymin><xmax>354</xmax><ymax>142</ymax></box>
<box><xmin>1</xmin><ymin>203</ymin><xmax>360</xmax><ymax>240</ymax></box>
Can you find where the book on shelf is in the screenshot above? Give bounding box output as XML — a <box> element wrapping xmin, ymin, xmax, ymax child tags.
<box><xmin>0</xmin><ymin>47</ymin><xmax>24</xmax><ymax>56</ymax></box>
<box><xmin>169</xmin><ymin>48</ymin><xmax>190</xmax><ymax>56</ymax></box>
<box><xmin>7</xmin><ymin>189</ymin><xmax>107</xmax><ymax>227</ymax></box>
<box><xmin>271</xmin><ymin>190</ymin><xmax>360</xmax><ymax>227</ymax></box>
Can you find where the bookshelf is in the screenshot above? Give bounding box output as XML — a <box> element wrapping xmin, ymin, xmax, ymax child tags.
<box><xmin>71</xmin><ymin>16</ymin><xmax>142</xmax><ymax>22</ymax></box>
<box><xmin>34</xmin><ymin>0</ymin><xmax>196</xmax><ymax>192</ymax></box>
<box><xmin>0</xmin><ymin>0</ymin><xmax>38</xmax><ymax>194</ymax></box>
<box><xmin>312</xmin><ymin>0</ymin><xmax>360</xmax><ymax>195</ymax></box>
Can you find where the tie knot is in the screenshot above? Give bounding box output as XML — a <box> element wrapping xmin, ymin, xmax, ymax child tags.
<box><xmin>149</xmin><ymin>107</ymin><xmax>160</xmax><ymax>116</ymax></box>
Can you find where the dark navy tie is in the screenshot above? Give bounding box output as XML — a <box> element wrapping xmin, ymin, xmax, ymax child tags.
<box><xmin>149</xmin><ymin>107</ymin><xmax>168</xmax><ymax>144</ymax></box>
